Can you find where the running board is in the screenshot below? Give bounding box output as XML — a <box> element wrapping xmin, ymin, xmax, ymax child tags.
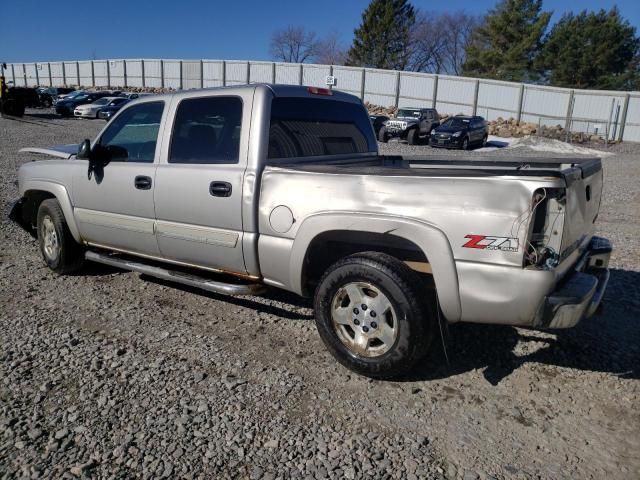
<box><xmin>85</xmin><ymin>251</ymin><xmax>265</xmax><ymax>296</ymax></box>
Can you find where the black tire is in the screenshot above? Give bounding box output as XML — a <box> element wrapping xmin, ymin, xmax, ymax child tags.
<box><xmin>407</xmin><ymin>128</ymin><xmax>418</xmax><ymax>145</ymax></box>
<box><xmin>378</xmin><ymin>126</ymin><xmax>388</xmax><ymax>143</ymax></box>
<box><xmin>314</xmin><ymin>252</ymin><xmax>434</xmax><ymax>379</ymax></box>
<box><xmin>42</xmin><ymin>97</ymin><xmax>52</xmax><ymax>108</ymax></box>
<box><xmin>481</xmin><ymin>135</ymin><xmax>488</xmax><ymax>148</ymax></box>
<box><xmin>36</xmin><ymin>199</ymin><xmax>84</xmax><ymax>274</ymax></box>
<box><xmin>461</xmin><ymin>137</ymin><xmax>469</xmax><ymax>150</ymax></box>
<box><xmin>3</xmin><ymin>99</ymin><xmax>25</xmax><ymax>117</ymax></box>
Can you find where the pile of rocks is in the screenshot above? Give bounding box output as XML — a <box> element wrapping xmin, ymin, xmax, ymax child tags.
<box><xmin>365</xmin><ymin>102</ymin><xmax>397</xmax><ymax>117</ymax></box>
<box><xmin>488</xmin><ymin>117</ymin><xmax>610</xmax><ymax>143</ymax></box>
<box><xmin>86</xmin><ymin>86</ymin><xmax>177</xmax><ymax>94</ymax></box>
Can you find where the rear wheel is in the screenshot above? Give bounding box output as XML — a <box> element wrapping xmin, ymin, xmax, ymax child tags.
<box><xmin>42</xmin><ymin>97</ymin><xmax>52</xmax><ymax>108</ymax></box>
<box><xmin>461</xmin><ymin>137</ymin><xmax>469</xmax><ymax>150</ymax></box>
<box><xmin>314</xmin><ymin>252</ymin><xmax>433</xmax><ymax>379</ymax></box>
<box><xmin>481</xmin><ymin>135</ymin><xmax>488</xmax><ymax>147</ymax></box>
<box><xmin>378</xmin><ymin>126</ymin><xmax>388</xmax><ymax>143</ymax></box>
<box><xmin>37</xmin><ymin>199</ymin><xmax>84</xmax><ymax>274</ymax></box>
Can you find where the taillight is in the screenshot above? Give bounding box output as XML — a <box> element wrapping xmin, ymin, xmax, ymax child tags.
<box><xmin>307</xmin><ymin>87</ymin><xmax>333</xmax><ymax>96</ymax></box>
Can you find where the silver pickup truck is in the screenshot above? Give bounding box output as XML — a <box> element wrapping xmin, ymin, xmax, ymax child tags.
<box><xmin>10</xmin><ymin>84</ymin><xmax>611</xmax><ymax>378</ymax></box>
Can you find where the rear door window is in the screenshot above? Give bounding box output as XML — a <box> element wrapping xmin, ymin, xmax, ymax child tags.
<box><xmin>268</xmin><ymin>97</ymin><xmax>376</xmax><ymax>159</ymax></box>
<box><xmin>169</xmin><ymin>96</ymin><xmax>243</xmax><ymax>164</ymax></box>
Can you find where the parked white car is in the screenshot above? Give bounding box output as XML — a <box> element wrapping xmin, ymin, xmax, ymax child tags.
<box><xmin>73</xmin><ymin>97</ymin><xmax>127</xmax><ymax>119</ymax></box>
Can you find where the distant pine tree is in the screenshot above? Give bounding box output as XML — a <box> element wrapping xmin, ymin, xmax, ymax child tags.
<box><xmin>463</xmin><ymin>0</ymin><xmax>550</xmax><ymax>81</ymax></box>
<box><xmin>347</xmin><ymin>0</ymin><xmax>416</xmax><ymax>70</ymax></box>
<box><xmin>536</xmin><ymin>7</ymin><xmax>640</xmax><ymax>90</ymax></box>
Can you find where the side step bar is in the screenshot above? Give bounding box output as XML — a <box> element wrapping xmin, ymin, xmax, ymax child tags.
<box><xmin>85</xmin><ymin>251</ymin><xmax>266</xmax><ymax>296</ymax></box>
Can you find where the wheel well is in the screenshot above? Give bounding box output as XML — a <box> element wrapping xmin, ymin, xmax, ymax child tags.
<box><xmin>21</xmin><ymin>190</ymin><xmax>55</xmax><ymax>230</ymax></box>
<box><xmin>301</xmin><ymin>230</ymin><xmax>431</xmax><ymax>296</ymax></box>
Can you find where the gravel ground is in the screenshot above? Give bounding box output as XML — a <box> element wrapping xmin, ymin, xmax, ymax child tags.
<box><xmin>1</xmin><ymin>110</ymin><xmax>639</xmax><ymax>479</ymax></box>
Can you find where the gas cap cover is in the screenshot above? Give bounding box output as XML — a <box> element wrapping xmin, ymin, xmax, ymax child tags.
<box><xmin>269</xmin><ymin>205</ymin><xmax>294</xmax><ymax>233</ymax></box>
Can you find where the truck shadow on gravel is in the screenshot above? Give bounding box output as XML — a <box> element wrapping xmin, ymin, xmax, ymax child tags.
<box><xmin>84</xmin><ymin>262</ymin><xmax>638</xmax><ymax>383</ymax></box>
<box><xmin>139</xmin><ymin>275</ymin><xmax>315</xmax><ymax>321</ymax></box>
<box><xmin>408</xmin><ymin>268</ymin><xmax>640</xmax><ymax>385</ymax></box>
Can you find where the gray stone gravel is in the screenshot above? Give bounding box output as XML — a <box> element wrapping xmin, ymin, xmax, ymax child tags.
<box><xmin>1</xmin><ymin>110</ymin><xmax>639</xmax><ymax>479</ymax></box>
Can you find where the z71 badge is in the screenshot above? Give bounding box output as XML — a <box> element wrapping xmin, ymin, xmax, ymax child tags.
<box><xmin>463</xmin><ymin>235</ymin><xmax>519</xmax><ymax>252</ymax></box>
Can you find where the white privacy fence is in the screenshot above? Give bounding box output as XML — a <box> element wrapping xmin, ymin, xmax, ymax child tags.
<box><xmin>4</xmin><ymin>59</ymin><xmax>640</xmax><ymax>142</ymax></box>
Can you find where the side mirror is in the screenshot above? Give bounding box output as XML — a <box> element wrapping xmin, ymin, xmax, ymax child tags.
<box><xmin>77</xmin><ymin>139</ymin><xmax>91</xmax><ymax>160</ymax></box>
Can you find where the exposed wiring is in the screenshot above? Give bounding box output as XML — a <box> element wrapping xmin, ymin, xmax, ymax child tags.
<box><xmin>527</xmin><ymin>241</ymin><xmax>539</xmax><ymax>265</ymax></box>
<box><xmin>544</xmin><ymin>206</ymin><xmax>563</xmax><ymax>251</ymax></box>
<box><xmin>511</xmin><ymin>188</ymin><xmax>547</xmax><ymax>239</ymax></box>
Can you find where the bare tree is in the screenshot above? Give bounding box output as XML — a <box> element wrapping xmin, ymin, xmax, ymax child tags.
<box><xmin>270</xmin><ymin>26</ymin><xmax>318</xmax><ymax>63</ymax></box>
<box><xmin>408</xmin><ymin>13</ymin><xmax>447</xmax><ymax>73</ymax></box>
<box><xmin>408</xmin><ymin>11</ymin><xmax>478</xmax><ymax>75</ymax></box>
<box><xmin>440</xmin><ymin>13</ymin><xmax>478</xmax><ymax>75</ymax></box>
<box><xmin>316</xmin><ymin>31</ymin><xmax>348</xmax><ymax>66</ymax></box>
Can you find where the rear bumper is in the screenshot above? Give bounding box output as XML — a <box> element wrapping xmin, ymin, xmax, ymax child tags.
<box><xmin>536</xmin><ymin>236</ymin><xmax>612</xmax><ymax>329</ymax></box>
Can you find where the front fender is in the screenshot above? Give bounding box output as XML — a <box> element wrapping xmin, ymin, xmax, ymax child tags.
<box><xmin>21</xmin><ymin>180</ymin><xmax>81</xmax><ymax>243</ymax></box>
<box><xmin>289</xmin><ymin>212</ymin><xmax>462</xmax><ymax>322</ymax></box>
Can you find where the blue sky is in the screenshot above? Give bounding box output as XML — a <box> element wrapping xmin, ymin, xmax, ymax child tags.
<box><xmin>1</xmin><ymin>0</ymin><xmax>638</xmax><ymax>62</ymax></box>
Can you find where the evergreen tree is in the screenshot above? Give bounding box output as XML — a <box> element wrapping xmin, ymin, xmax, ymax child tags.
<box><xmin>347</xmin><ymin>0</ymin><xmax>416</xmax><ymax>70</ymax></box>
<box><xmin>463</xmin><ymin>0</ymin><xmax>550</xmax><ymax>81</ymax></box>
<box><xmin>537</xmin><ymin>8</ymin><xmax>640</xmax><ymax>90</ymax></box>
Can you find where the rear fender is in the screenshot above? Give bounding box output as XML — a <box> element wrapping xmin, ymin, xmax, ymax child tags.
<box><xmin>290</xmin><ymin>213</ymin><xmax>462</xmax><ymax>322</ymax></box>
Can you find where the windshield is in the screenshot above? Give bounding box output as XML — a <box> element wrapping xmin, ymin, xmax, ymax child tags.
<box><xmin>65</xmin><ymin>91</ymin><xmax>84</xmax><ymax>98</ymax></box>
<box><xmin>442</xmin><ymin>118</ymin><xmax>470</xmax><ymax>129</ymax></box>
<box><xmin>397</xmin><ymin>109</ymin><xmax>421</xmax><ymax>118</ymax></box>
<box><xmin>92</xmin><ymin>98</ymin><xmax>111</xmax><ymax>106</ymax></box>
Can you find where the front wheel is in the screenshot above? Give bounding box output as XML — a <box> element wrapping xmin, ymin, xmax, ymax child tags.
<box><xmin>461</xmin><ymin>137</ymin><xmax>469</xmax><ymax>150</ymax></box>
<box><xmin>378</xmin><ymin>126</ymin><xmax>388</xmax><ymax>143</ymax></box>
<box><xmin>314</xmin><ymin>252</ymin><xmax>433</xmax><ymax>379</ymax></box>
<box><xmin>37</xmin><ymin>199</ymin><xmax>84</xmax><ymax>274</ymax></box>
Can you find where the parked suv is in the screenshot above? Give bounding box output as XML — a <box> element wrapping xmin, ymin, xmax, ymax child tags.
<box><xmin>430</xmin><ymin>115</ymin><xmax>488</xmax><ymax>150</ymax></box>
<box><xmin>379</xmin><ymin>107</ymin><xmax>439</xmax><ymax>145</ymax></box>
